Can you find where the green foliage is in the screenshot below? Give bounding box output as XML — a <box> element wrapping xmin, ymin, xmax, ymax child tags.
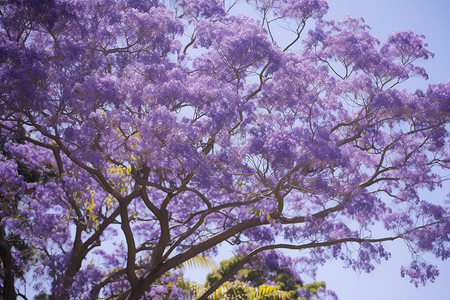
<box><xmin>302</xmin><ymin>281</ymin><xmax>326</xmax><ymax>294</ymax></box>
<box><xmin>181</xmin><ymin>254</ymin><xmax>218</xmax><ymax>271</ymax></box>
<box><xmin>212</xmin><ymin>280</ymin><xmax>249</xmax><ymax>299</ymax></box>
<box><xmin>250</xmin><ymin>284</ymin><xmax>292</xmax><ymax>300</ymax></box>
<box><xmin>209</xmin><ymin>280</ymin><xmax>293</xmax><ymax>300</ymax></box>
<box><xmin>33</xmin><ymin>292</ymin><xmax>49</xmax><ymax>300</ymax></box>
<box><xmin>206</xmin><ymin>257</ymin><xmax>325</xmax><ymax>299</ymax></box>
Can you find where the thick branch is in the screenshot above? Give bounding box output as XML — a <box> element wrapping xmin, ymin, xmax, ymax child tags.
<box><xmin>119</xmin><ymin>200</ymin><xmax>139</xmax><ymax>288</ymax></box>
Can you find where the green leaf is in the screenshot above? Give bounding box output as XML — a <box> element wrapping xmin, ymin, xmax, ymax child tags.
<box><xmin>180</xmin><ymin>255</ymin><xmax>217</xmax><ymax>271</ymax></box>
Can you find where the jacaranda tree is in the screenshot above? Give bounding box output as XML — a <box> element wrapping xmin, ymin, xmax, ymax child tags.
<box><xmin>0</xmin><ymin>0</ymin><xmax>449</xmax><ymax>299</ymax></box>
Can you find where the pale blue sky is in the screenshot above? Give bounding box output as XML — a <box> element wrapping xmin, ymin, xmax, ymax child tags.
<box><xmin>186</xmin><ymin>1</ymin><xmax>450</xmax><ymax>299</ymax></box>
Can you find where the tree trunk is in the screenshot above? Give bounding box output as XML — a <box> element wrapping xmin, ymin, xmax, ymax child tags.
<box><xmin>0</xmin><ymin>238</ymin><xmax>17</xmax><ymax>300</ymax></box>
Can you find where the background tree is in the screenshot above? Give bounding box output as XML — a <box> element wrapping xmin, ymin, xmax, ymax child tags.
<box><xmin>205</xmin><ymin>250</ymin><xmax>329</xmax><ymax>299</ymax></box>
<box><xmin>0</xmin><ymin>0</ymin><xmax>449</xmax><ymax>299</ymax></box>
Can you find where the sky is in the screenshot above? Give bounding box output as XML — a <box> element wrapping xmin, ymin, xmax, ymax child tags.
<box><xmin>186</xmin><ymin>1</ymin><xmax>450</xmax><ymax>300</ymax></box>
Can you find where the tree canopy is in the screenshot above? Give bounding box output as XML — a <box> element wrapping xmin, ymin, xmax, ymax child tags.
<box><xmin>205</xmin><ymin>252</ymin><xmax>329</xmax><ymax>299</ymax></box>
<box><xmin>0</xmin><ymin>0</ymin><xmax>449</xmax><ymax>299</ymax></box>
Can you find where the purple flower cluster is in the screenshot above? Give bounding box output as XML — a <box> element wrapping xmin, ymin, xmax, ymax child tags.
<box><xmin>401</xmin><ymin>261</ymin><xmax>440</xmax><ymax>287</ymax></box>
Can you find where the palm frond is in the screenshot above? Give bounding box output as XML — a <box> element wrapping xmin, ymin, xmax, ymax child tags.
<box><xmin>249</xmin><ymin>284</ymin><xmax>292</xmax><ymax>300</ymax></box>
<box><xmin>180</xmin><ymin>255</ymin><xmax>217</xmax><ymax>270</ymax></box>
<box><xmin>210</xmin><ymin>280</ymin><xmax>250</xmax><ymax>299</ymax></box>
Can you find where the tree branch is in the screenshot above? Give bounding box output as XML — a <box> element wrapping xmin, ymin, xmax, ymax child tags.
<box><xmin>198</xmin><ymin>235</ymin><xmax>400</xmax><ymax>299</ymax></box>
